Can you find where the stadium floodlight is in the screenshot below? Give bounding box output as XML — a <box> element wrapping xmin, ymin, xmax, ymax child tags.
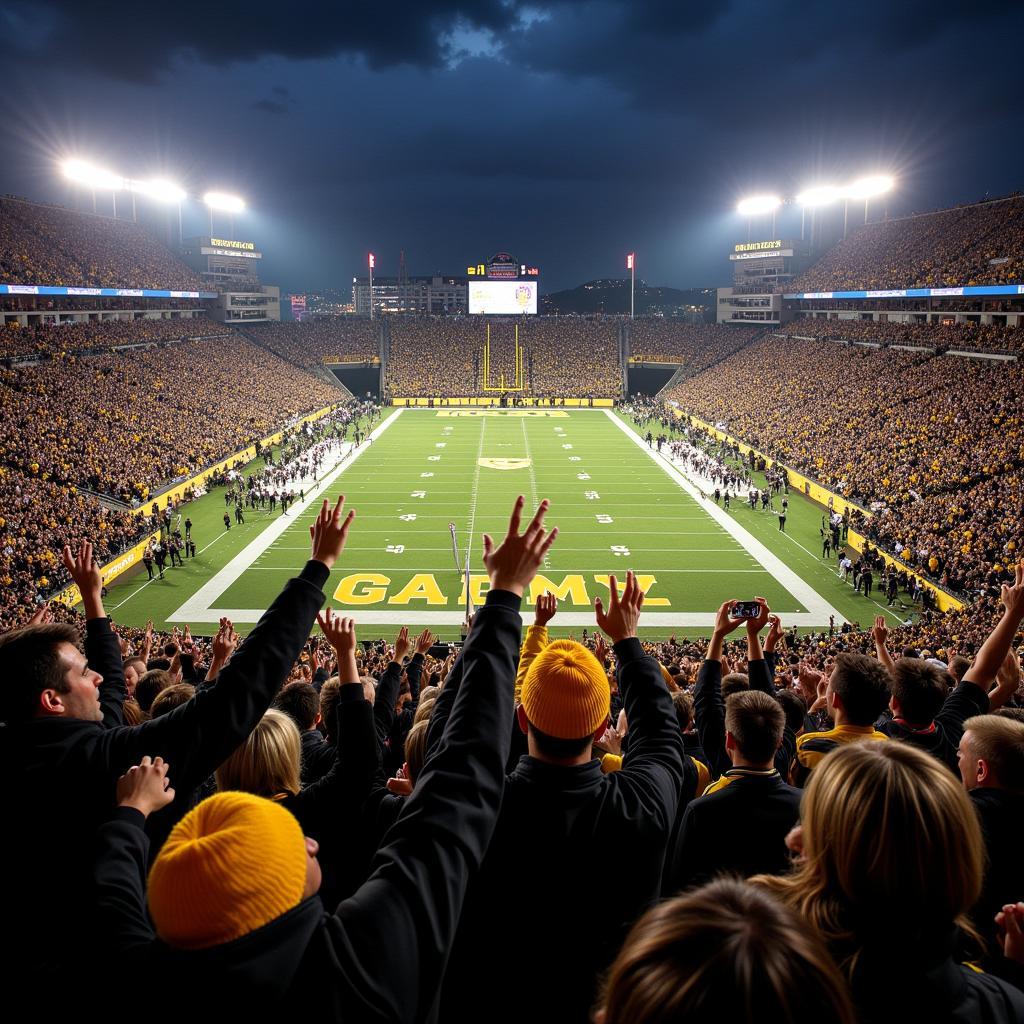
<box><xmin>796</xmin><ymin>185</ymin><xmax>842</xmax><ymax>207</ymax></box>
<box><xmin>845</xmin><ymin>174</ymin><xmax>895</xmax><ymax>200</ymax></box>
<box><xmin>131</xmin><ymin>178</ymin><xmax>186</xmax><ymax>203</ymax></box>
<box><xmin>61</xmin><ymin>159</ymin><xmax>125</xmax><ymax>192</ymax></box>
<box><xmin>203</xmin><ymin>191</ymin><xmax>245</xmax><ymax>212</ymax></box>
<box><xmin>736</xmin><ymin>195</ymin><xmax>782</xmax><ymax>217</ymax></box>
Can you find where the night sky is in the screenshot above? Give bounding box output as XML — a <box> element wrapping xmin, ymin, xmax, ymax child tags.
<box><xmin>1</xmin><ymin>0</ymin><xmax>1020</xmax><ymax>294</ymax></box>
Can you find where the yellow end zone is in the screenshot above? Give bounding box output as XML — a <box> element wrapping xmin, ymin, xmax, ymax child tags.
<box><xmin>333</xmin><ymin>572</ymin><xmax>670</xmax><ymax>606</ymax></box>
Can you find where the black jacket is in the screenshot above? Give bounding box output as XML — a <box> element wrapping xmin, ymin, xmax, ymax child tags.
<box><xmin>664</xmin><ymin>770</ymin><xmax>801</xmax><ymax>893</ymax></box>
<box><xmin>91</xmin><ymin>589</ymin><xmax>522</xmax><ymax>1024</ymax></box>
<box><xmin>970</xmin><ymin>787</ymin><xmax>1024</xmax><ymax>955</ymax></box>
<box><xmin>1</xmin><ymin>559</ymin><xmax>330</xmax><ymax>998</ymax></box>
<box><xmin>439</xmin><ymin>637</ymin><xmax>685</xmax><ymax>1024</ymax></box>
<box><xmin>300</xmin><ymin>726</ymin><xmax>337</xmax><ymax>785</ymax></box>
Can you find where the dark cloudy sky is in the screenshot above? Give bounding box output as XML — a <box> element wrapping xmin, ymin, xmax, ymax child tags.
<box><xmin>0</xmin><ymin>0</ymin><xmax>1020</xmax><ymax>293</ymax></box>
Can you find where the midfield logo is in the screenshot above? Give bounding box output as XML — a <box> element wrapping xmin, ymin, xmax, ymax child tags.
<box><xmin>478</xmin><ymin>457</ymin><xmax>532</xmax><ymax>470</ymax></box>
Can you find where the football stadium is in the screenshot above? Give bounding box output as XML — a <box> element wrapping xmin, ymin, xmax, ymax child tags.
<box><xmin>4</xmin><ymin>8</ymin><xmax>1024</xmax><ymax>1019</ymax></box>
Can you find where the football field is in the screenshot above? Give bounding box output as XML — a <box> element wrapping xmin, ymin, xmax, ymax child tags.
<box><xmin>100</xmin><ymin>407</ymin><xmax>897</xmax><ymax>639</ymax></box>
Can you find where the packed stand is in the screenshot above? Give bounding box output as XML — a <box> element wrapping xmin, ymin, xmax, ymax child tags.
<box><xmin>242</xmin><ymin>319</ymin><xmax>380</xmax><ymax>371</ymax></box>
<box><xmin>385</xmin><ymin>316</ymin><xmax>622</xmax><ymax>398</ymax></box>
<box><xmin>787</xmin><ymin>194</ymin><xmax>1024</xmax><ymax>293</ymax></box>
<box><xmin>627</xmin><ymin>321</ymin><xmax>761</xmax><ymax>376</ymax></box>
<box><xmin>4</xmin><ymin>496</ymin><xmax>1024</xmax><ymax>1024</ymax></box>
<box><xmin>782</xmin><ymin>316</ymin><xmax>1024</xmax><ymax>355</ymax></box>
<box><xmin>0</xmin><ymin>196</ymin><xmax>205</xmax><ymax>291</ymax></box>
<box><xmin>0</xmin><ymin>335</ymin><xmax>341</xmax><ymax>503</ymax></box>
<box><xmin>0</xmin><ymin>315</ymin><xmax>228</xmax><ymax>361</ymax></box>
<box><xmin>665</xmin><ymin>335</ymin><xmax>1024</xmax><ymax>598</ymax></box>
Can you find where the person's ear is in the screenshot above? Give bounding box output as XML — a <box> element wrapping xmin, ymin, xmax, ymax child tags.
<box><xmin>725</xmin><ymin>731</ymin><xmax>736</xmax><ymax>752</ymax></box>
<box><xmin>516</xmin><ymin>703</ymin><xmax>529</xmax><ymax>735</ymax></box>
<box><xmin>39</xmin><ymin>689</ymin><xmax>65</xmax><ymax>715</ymax></box>
<box><xmin>978</xmin><ymin>758</ymin><xmax>991</xmax><ymax>786</ymax></box>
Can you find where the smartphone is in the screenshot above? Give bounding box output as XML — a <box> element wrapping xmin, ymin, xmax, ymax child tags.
<box><xmin>732</xmin><ymin>600</ymin><xmax>761</xmax><ymax>619</ymax></box>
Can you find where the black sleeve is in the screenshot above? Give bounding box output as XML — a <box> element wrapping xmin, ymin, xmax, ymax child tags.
<box><xmin>92</xmin><ymin>807</ymin><xmax>158</xmax><ymax>958</ymax></box>
<box><xmin>667</xmin><ymin>801</ymin><xmax>709</xmax><ymax>893</ymax></box>
<box><xmin>748</xmin><ymin>658</ymin><xmax>774</xmax><ymax>695</ymax></box>
<box><xmin>613</xmin><ymin>638</ymin><xmax>686</xmax><ymax>834</ymax></box>
<box><xmin>373</xmin><ymin>661</ymin><xmax>403</xmax><ymax>753</ymax></box>
<box><xmin>87</xmin><ymin>617</ymin><xmax>127</xmax><ymax>728</ymax></box>
<box><xmin>324</xmin><ymin>588</ymin><xmax>521</xmax><ymax>1023</ymax></box>
<box><xmin>694</xmin><ymin>658</ymin><xmax>729</xmax><ymax>777</ymax></box>
<box><xmin>97</xmin><ymin>560</ymin><xmax>329</xmax><ymax>792</ymax></box>
<box><xmin>425</xmin><ymin>650</ymin><xmax>466</xmax><ymax>758</ymax></box>
<box><xmin>406</xmin><ymin>652</ymin><xmax>424</xmax><ymax>702</ymax></box>
<box><xmin>935</xmin><ymin>681</ymin><xmax>990</xmax><ymax>742</ymax></box>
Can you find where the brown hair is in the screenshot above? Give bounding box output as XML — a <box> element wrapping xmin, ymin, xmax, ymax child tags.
<box><xmin>0</xmin><ymin>623</ymin><xmax>80</xmax><ymax>722</ymax></box>
<box><xmin>829</xmin><ymin>653</ymin><xmax>890</xmax><ymax>725</ymax></box>
<box><xmin>136</xmin><ymin>669</ymin><xmax>175</xmax><ymax>714</ymax></box>
<box><xmin>599</xmin><ymin>878</ymin><xmax>855</xmax><ymax>1024</ymax></box>
<box><xmin>725</xmin><ymin>690</ymin><xmax>785</xmax><ymax>764</ymax></box>
<box><xmin>150</xmin><ymin>683</ymin><xmax>196</xmax><ymax>719</ymax></box>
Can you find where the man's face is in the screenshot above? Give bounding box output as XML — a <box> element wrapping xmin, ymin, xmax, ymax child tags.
<box><xmin>957</xmin><ymin>731</ymin><xmax>982</xmax><ymax>791</ymax></box>
<box><xmin>53</xmin><ymin>642</ymin><xmax>104</xmax><ymax>721</ymax></box>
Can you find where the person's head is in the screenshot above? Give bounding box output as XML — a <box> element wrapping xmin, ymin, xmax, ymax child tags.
<box><xmin>672</xmin><ymin>691</ymin><xmax>693</xmax><ymax>733</ymax></box>
<box><xmin>123</xmin><ymin>657</ymin><xmax>147</xmax><ymax>697</ymax></box>
<box><xmin>596</xmin><ymin>879</ymin><xmax>855</xmax><ymax>1024</ymax></box>
<box><xmin>827</xmin><ymin>653</ymin><xmax>891</xmax><ymax>726</ymax></box>
<box><xmin>412</xmin><ymin>697</ymin><xmax>437</xmax><ymax>726</ymax></box>
<box><xmin>318</xmin><ymin>678</ymin><xmax>341</xmax><ymax>739</ymax></box>
<box><xmin>720</xmin><ymin>673</ymin><xmax>749</xmax><ymax>699</ymax></box>
<box><xmin>150</xmin><ymin>683</ymin><xmax>196</xmax><ymax>719</ymax></box>
<box><xmin>135</xmin><ymin>669</ymin><xmax>174</xmax><ymax>715</ymax></box>
<box><xmin>215</xmin><ymin>709</ymin><xmax>301</xmax><ymax>798</ymax></box>
<box><xmin>148</xmin><ymin>792</ymin><xmax>320</xmax><ymax>950</ymax></box>
<box><xmin>403</xmin><ymin>719</ymin><xmax>429</xmax><ymax>785</ymax></box>
<box><xmin>888</xmin><ymin>658</ymin><xmax>948</xmax><ymax>724</ymax></box>
<box><xmin>994</xmin><ymin>707</ymin><xmax>1024</xmax><ymax>725</ymax></box>
<box><xmin>518</xmin><ymin>640</ymin><xmax>610</xmax><ymax>763</ymax></box>
<box><xmin>0</xmin><ymin>623</ymin><xmax>102</xmax><ymax>723</ymax></box>
<box><xmin>272</xmin><ymin>681</ymin><xmax>320</xmax><ymax>732</ymax></box>
<box><xmin>724</xmin><ymin>691</ymin><xmax>785</xmax><ymax>767</ymax></box>
<box><xmin>958</xmin><ymin>715</ymin><xmax>1024</xmax><ymax>793</ymax></box>
<box><xmin>121</xmin><ymin>699</ymin><xmax>144</xmax><ymax>726</ymax></box>
<box><xmin>754</xmin><ymin>743</ymin><xmax>983</xmax><ymax>967</ymax></box>
<box><xmin>775</xmin><ymin>689</ymin><xmax>808</xmax><ymax>734</ymax></box>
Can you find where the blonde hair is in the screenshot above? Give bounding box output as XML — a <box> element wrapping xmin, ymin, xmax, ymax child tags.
<box><xmin>216</xmin><ymin>709</ymin><xmax>301</xmax><ymax>798</ymax></box>
<box><xmin>963</xmin><ymin>714</ymin><xmax>1024</xmax><ymax>792</ymax></box>
<box><xmin>404</xmin><ymin>720</ymin><xmax>430</xmax><ymax>784</ymax></box>
<box><xmin>413</xmin><ymin>697</ymin><xmax>437</xmax><ymax>726</ymax></box>
<box><xmin>753</xmin><ymin>742</ymin><xmax>984</xmax><ymax>974</ymax></box>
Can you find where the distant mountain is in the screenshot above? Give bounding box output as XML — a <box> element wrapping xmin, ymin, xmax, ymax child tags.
<box><xmin>541</xmin><ymin>279</ymin><xmax>716</xmax><ymax>318</ymax></box>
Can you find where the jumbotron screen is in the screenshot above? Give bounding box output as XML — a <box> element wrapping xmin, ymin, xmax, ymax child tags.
<box><xmin>468</xmin><ymin>280</ymin><xmax>538</xmax><ymax>315</ymax></box>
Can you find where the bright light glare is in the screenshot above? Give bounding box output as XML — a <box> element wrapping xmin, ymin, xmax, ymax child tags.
<box><xmin>61</xmin><ymin>159</ymin><xmax>125</xmax><ymax>191</ymax></box>
<box><xmin>796</xmin><ymin>185</ymin><xmax>843</xmax><ymax>207</ymax></box>
<box><xmin>203</xmin><ymin>191</ymin><xmax>245</xmax><ymax>212</ymax></box>
<box><xmin>131</xmin><ymin>178</ymin><xmax>186</xmax><ymax>203</ymax></box>
<box><xmin>737</xmin><ymin>195</ymin><xmax>782</xmax><ymax>216</ymax></box>
<box><xmin>845</xmin><ymin>175</ymin><xmax>895</xmax><ymax>200</ymax></box>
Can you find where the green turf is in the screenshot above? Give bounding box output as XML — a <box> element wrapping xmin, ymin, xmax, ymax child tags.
<box><xmin>103</xmin><ymin>407</ymin><xmax>907</xmax><ymax>639</ymax></box>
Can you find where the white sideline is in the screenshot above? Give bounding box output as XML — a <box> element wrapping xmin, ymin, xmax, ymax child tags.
<box><xmin>601</xmin><ymin>410</ymin><xmax>845</xmax><ymax>627</ymax></box>
<box><xmin>168</xmin><ymin>408</ymin><xmax>404</xmax><ymax>623</ymax></box>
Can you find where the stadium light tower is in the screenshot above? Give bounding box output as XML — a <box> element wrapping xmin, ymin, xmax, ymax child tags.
<box><xmin>737</xmin><ymin>194</ymin><xmax>782</xmax><ymax>240</ymax></box>
<box><xmin>61</xmin><ymin>159</ymin><xmax>125</xmax><ymax>218</ymax></box>
<box><xmin>796</xmin><ymin>185</ymin><xmax>841</xmax><ymax>246</ymax></box>
<box><xmin>845</xmin><ymin>174</ymin><xmax>895</xmax><ymax>230</ymax></box>
<box><xmin>203</xmin><ymin>191</ymin><xmax>245</xmax><ymax>235</ymax></box>
<box><xmin>130</xmin><ymin>179</ymin><xmax>187</xmax><ymax>241</ymax></box>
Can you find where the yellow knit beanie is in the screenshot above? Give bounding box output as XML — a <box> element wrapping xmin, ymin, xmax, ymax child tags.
<box><xmin>148</xmin><ymin>791</ymin><xmax>308</xmax><ymax>950</ymax></box>
<box><xmin>521</xmin><ymin>640</ymin><xmax>610</xmax><ymax>739</ymax></box>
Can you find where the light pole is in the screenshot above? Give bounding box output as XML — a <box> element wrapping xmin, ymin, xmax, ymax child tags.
<box><xmin>203</xmin><ymin>192</ymin><xmax>245</xmax><ymax>240</ymax></box>
<box><xmin>368</xmin><ymin>253</ymin><xmax>375</xmax><ymax>320</ymax></box>
<box><xmin>627</xmin><ymin>252</ymin><xmax>635</xmax><ymax>319</ymax></box>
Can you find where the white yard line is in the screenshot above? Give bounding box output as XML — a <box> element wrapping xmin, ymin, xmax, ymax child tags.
<box><xmin>602</xmin><ymin>409</ymin><xmax>846</xmax><ymax>626</ymax></box>
<box><xmin>167</xmin><ymin>409</ymin><xmax>403</xmax><ymax>622</ymax></box>
<box><xmin>464</xmin><ymin>417</ymin><xmax>487</xmax><ymax>567</ymax></box>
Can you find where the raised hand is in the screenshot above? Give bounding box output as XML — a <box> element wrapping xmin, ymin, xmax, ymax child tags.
<box><xmin>414</xmin><ymin>628</ymin><xmax>435</xmax><ymax>655</ymax></box>
<box><xmin>534</xmin><ymin>590</ymin><xmax>557</xmax><ymax>627</ymax></box>
<box><xmin>1000</xmin><ymin>560</ymin><xmax>1024</xmax><ymax>620</ymax></box>
<box><xmin>28</xmin><ymin>605</ymin><xmax>54</xmax><ymax>626</ymax></box>
<box><xmin>871</xmin><ymin>615</ymin><xmax>888</xmax><ymax>648</ymax></box>
<box><xmin>393</xmin><ymin>625</ymin><xmax>411</xmax><ymax>664</ymax></box>
<box><xmin>62</xmin><ymin>539</ymin><xmax>104</xmax><ymax>618</ymax></box>
<box><xmin>310</xmin><ymin>495</ymin><xmax>355</xmax><ymax>570</ymax></box>
<box><xmin>713</xmin><ymin>600</ymin><xmax>744</xmax><ymax>638</ymax></box>
<box><xmin>211</xmin><ymin>617</ymin><xmax>239</xmax><ymax>662</ymax></box>
<box><xmin>594</xmin><ymin>570</ymin><xmax>644</xmax><ymax>644</ymax></box>
<box><xmin>482</xmin><ymin>496</ymin><xmax>558</xmax><ymax>598</ymax></box>
<box><xmin>594</xmin><ymin>633</ymin><xmax>610</xmax><ymax>666</ymax></box>
<box><xmin>745</xmin><ymin>596</ymin><xmax>771</xmax><ymax>633</ymax></box>
<box><xmin>765</xmin><ymin>614</ymin><xmax>784</xmax><ymax>651</ymax></box>
<box><xmin>317</xmin><ymin>608</ymin><xmax>358</xmax><ymax>656</ymax></box>
<box><xmin>996</xmin><ymin>903</ymin><xmax>1024</xmax><ymax>966</ymax></box>
<box><xmin>116</xmin><ymin>756</ymin><xmax>175</xmax><ymax>818</ymax></box>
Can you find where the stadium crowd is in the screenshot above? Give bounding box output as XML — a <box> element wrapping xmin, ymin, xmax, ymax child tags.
<box><xmin>4</xmin><ymin>500</ymin><xmax>1024</xmax><ymax>1024</ymax></box>
<box><xmin>627</xmin><ymin>321</ymin><xmax>760</xmax><ymax>375</ymax></box>
<box><xmin>787</xmin><ymin>194</ymin><xmax>1024</xmax><ymax>293</ymax></box>
<box><xmin>0</xmin><ymin>335</ymin><xmax>340</xmax><ymax>503</ymax></box>
<box><xmin>0</xmin><ymin>196</ymin><xmax>205</xmax><ymax>291</ymax></box>
<box><xmin>782</xmin><ymin>316</ymin><xmax>1024</xmax><ymax>355</ymax></box>
<box><xmin>243</xmin><ymin>319</ymin><xmax>380</xmax><ymax>370</ymax></box>
<box><xmin>0</xmin><ymin>314</ymin><xmax>228</xmax><ymax>360</ymax></box>
<box><xmin>664</xmin><ymin>335</ymin><xmax>1023</xmax><ymax>598</ymax></box>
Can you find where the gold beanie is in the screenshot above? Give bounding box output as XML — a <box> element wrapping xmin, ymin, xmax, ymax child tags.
<box><xmin>148</xmin><ymin>791</ymin><xmax>308</xmax><ymax>950</ymax></box>
<box><xmin>521</xmin><ymin>640</ymin><xmax>610</xmax><ymax>740</ymax></box>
